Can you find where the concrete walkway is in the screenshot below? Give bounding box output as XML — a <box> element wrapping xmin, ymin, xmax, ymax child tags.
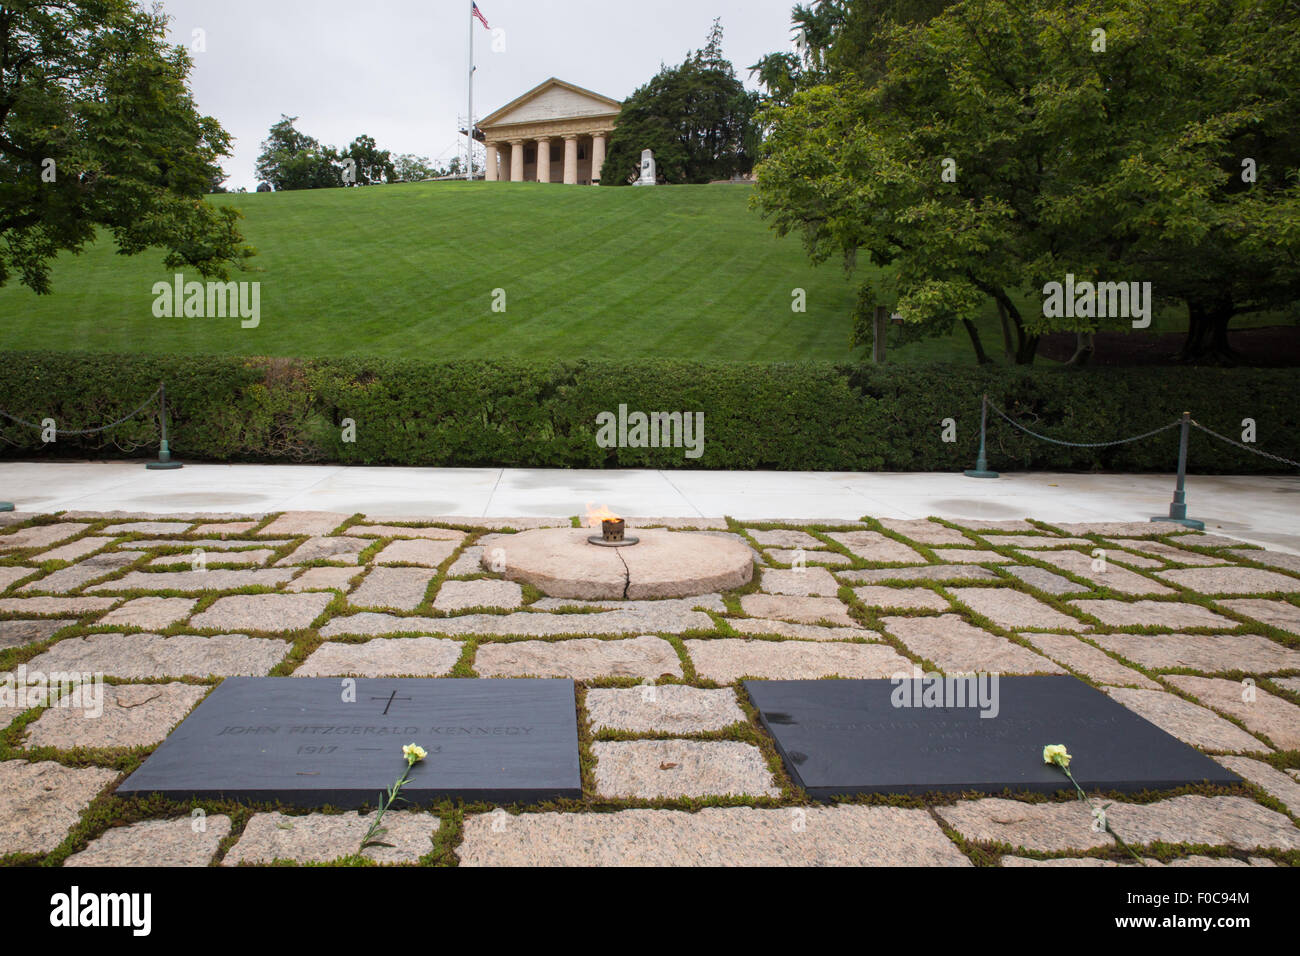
<box><xmin>1</xmin><ymin>461</ymin><xmax>1297</xmax><ymax>552</ymax></box>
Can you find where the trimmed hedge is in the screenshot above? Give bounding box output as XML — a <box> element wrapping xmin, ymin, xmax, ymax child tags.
<box><xmin>0</xmin><ymin>352</ymin><xmax>1296</xmax><ymax>473</ymax></box>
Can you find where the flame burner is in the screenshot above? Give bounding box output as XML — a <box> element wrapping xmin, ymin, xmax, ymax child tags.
<box><xmin>588</xmin><ymin>518</ymin><xmax>639</xmax><ymax>548</ymax></box>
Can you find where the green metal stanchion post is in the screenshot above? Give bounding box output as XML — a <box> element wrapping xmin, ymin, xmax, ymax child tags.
<box><xmin>1150</xmin><ymin>411</ymin><xmax>1203</xmax><ymax>530</ymax></box>
<box><xmin>964</xmin><ymin>393</ymin><xmax>999</xmax><ymax>479</ymax></box>
<box><xmin>146</xmin><ymin>384</ymin><xmax>183</xmax><ymax>471</ymax></box>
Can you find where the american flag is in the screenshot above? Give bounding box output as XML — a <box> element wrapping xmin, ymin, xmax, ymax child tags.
<box><xmin>472</xmin><ymin>2</ymin><xmax>490</xmax><ymax>29</ymax></box>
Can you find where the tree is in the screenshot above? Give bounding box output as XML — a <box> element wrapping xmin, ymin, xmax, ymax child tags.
<box><xmin>601</xmin><ymin>20</ymin><xmax>760</xmax><ymax>185</ymax></box>
<box><xmin>753</xmin><ymin>0</ymin><xmax>1300</xmax><ymax>365</ymax></box>
<box><xmin>391</xmin><ymin>153</ymin><xmax>436</xmax><ymax>183</ymax></box>
<box><xmin>255</xmin><ymin>115</ymin><xmax>340</xmax><ymax>191</ymax></box>
<box><xmin>0</xmin><ymin>0</ymin><xmax>252</xmax><ymax>293</ymax></box>
<box><xmin>341</xmin><ymin>134</ymin><xmax>393</xmax><ymax>186</ymax></box>
<box><xmin>750</xmin><ymin>1</ymin><xmax>952</xmax><ymax>106</ymax></box>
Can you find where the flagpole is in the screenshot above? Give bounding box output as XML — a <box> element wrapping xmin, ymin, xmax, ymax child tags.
<box><xmin>467</xmin><ymin>1</ymin><xmax>474</xmax><ymax>182</ymax></box>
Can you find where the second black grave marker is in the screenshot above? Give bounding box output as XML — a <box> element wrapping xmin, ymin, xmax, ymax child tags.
<box><xmin>744</xmin><ymin>675</ymin><xmax>1241</xmax><ymax>798</ymax></box>
<box><xmin>118</xmin><ymin>677</ymin><xmax>581</xmax><ymax>807</ymax></box>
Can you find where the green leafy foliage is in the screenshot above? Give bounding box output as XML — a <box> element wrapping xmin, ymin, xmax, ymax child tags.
<box><xmin>601</xmin><ymin>20</ymin><xmax>760</xmax><ymax>185</ymax></box>
<box><xmin>0</xmin><ymin>0</ymin><xmax>254</xmax><ymax>292</ymax></box>
<box><xmin>1</xmin><ymin>353</ymin><xmax>1294</xmax><ymax>474</ymax></box>
<box><xmin>752</xmin><ymin>0</ymin><xmax>1300</xmax><ymax>364</ymax></box>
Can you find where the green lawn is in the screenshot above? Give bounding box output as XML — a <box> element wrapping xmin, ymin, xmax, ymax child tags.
<box><xmin>0</xmin><ymin>181</ymin><xmax>870</xmax><ymax>362</ymax></box>
<box><xmin>2</xmin><ymin>179</ymin><xmax>1267</xmax><ymax>364</ymax></box>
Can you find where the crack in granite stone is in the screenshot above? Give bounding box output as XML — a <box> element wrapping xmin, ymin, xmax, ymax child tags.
<box><xmin>615</xmin><ymin>546</ymin><xmax>631</xmax><ymax>601</ymax></box>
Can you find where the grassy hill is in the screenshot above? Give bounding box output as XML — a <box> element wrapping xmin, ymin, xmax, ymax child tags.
<box><xmin>3</xmin><ymin>179</ymin><xmax>1268</xmax><ymax>365</ymax></box>
<box><xmin>0</xmin><ymin>181</ymin><xmax>870</xmax><ymax>362</ymax></box>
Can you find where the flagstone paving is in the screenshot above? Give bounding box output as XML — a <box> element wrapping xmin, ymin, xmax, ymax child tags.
<box><xmin>1000</xmin><ymin>565</ymin><xmax>1089</xmax><ymax>595</ymax></box>
<box><xmin>1217</xmin><ymin>598</ymin><xmax>1300</xmax><ymax>635</ymax></box>
<box><xmin>684</xmin><ymin>639</ymin><xmax>909</xmax><ymax>682</ymax></box>
<box><xmin>374</xmin><ymin>538</ymin><xmax>458</xmax><ymax>567</ymax></box>
<box><xmin>294</xmin><ymin>636</ymin><xmax>462</xmax><ymax>677</ymax></box>
<box><xmin>1216</xmin><ymin>756</ymin><xmax>1300</xmax><ymax>814</ymax></box>
<box><xmin>0</xmin><ymin>511</ymin><xmax>1296</xmax><ymax>867</ymax></box>
<box><xmin>948</xmin><ymin>587</ymin><xmax>1083</xmax><ymax>631</ymax></box>
<box><xmin>1165</xmin><ymin>676</ymin><xmax>1300</xmax><ymax>750</ymax></box>
<box><xmin>223</xmin><ymin>811</ymin><xmax>437</xmax><ymax>865</ymax></box>
<box><xmin>149</xmin><ymin>549</ymin><xmax>275</xmax><ymax>567</ymax></box>
<box><xmin>591</xmin><ymin>740</ymin><xmax>777</xmax><ymax>799</ymax></box>
<box><xmin>727</xmin><ymin>618</ymin><xmax>876</xmax><ymax>641</ymax></box>
<box><xmin>826</xmin><ymin>530</ymin><xmax>927</xmax><ymax>563</ymax></box>
<box><xmin>0</xmin><ymin>523</ymin><xmax>90</xmax><ymax>551</ymax></box>
<box><xmin>0</xmin><ymin>595</ymin><xmax>117</xmax><ymax>614</ymax></box>
<box><xmin>22</xmin><ymin>633</ymin><xmax>291</xmax><ymax>679</ymax></box>
<box><xmin>840</xmin><ymin>565</ymin><xmax>1001</xmax><ymax>584</ymax></box>
<box><xmin>275</xmin><ymin>536</ymin><xmax>369</xmax><ymax>566</ymax></box>
<box><xmin>852</xmin><ymin>586</ymin><xmax>951</xmax><ymax>612</ymax></box>
<box><xmin>476</xmin><ymin>635</ymin><xmax>683</xmax><ymax>680</ymax></box>
<box><xmin>459</xmin><ymin>805</ymin><xmax>971</xmax><ymax>867</ymax></box>
<box><xmin>930</xmin><ymin>549</ymin><xmax>1013</xmax><ymax>564</ymax></box>
<box><xmin>0</xmin><ymin>618</ymin><xmax>75</xmax><ymax>651</ymax></box>
<box><xmin>1158</xmin><ymin>566</ymin><xmax>1300</xmax><ymax>595</ymax></box>
<box><xmin>936</xmin><ymin>797</ymin><xmax>1113</xmax><ymax>853</ymax></box>
<box><xmin>1102</xmin><ymin>688</ymin><xmax>1268</xmax><ymax>753</ymax></box>
<box><xmin>0</xmin><ymin>760</ymin><xmax>118</xmax><ymax>856</ymax></box>
<box><xmin>63</xmin><ymin>816</ymin><xmax>232</xmax><ymax>867</ymax></box>
<box><xmin>739</xmin><ymin>594</ymin><xmax>856</xmax><ymax>627</ymax></box>
<box><xmin>1091</xmin><ymin>632</ymin><xmax>1300</xmax><ymax>674</ymax></box>
<box><xmin>1030</xmin><ymin>551</ymin><xmax>1175</xmax><ymax>595</ymax></box>
<box><xmin>432</xmin><ymin>578</ymin><xmax>524</xmax><ymax>612</ymax></box>
<box><xmin>765</xmin><ymin>548</ymin><xmax>852</xmax><ymax>567</ymax></box>
<box><xmin>286</xmin><ymin>566</ymin><xmax>362</xmax><ymax>593</ymax></box>
<box><xmin>96</xmin><ymin>596</ymin><xmax>197</xmax><ymax>630</ymax></box>
<box><xmin>760</xmin><ymin>567</ymin><xmax>840</xmax><ymax>597</ymax></box>
<box><xmin>88</xmin><ymin>569</ymin><xmax>296</xmax><ymax>593</ymax></box>
<box><xmin>1070</xmin><ymin>599</ymin><xmax>1239</xmax><ymax>630</ymax></box>
<box><xmin>22</xmin><ymin>683</ymin><xmax>207</xmax><ymax>750</ymax></box>
<box><xmin>883</xmin><ymin>615</ymin><xmax>1065</xmax><ymax>675</ymax></box>
<box><xmin>350</xmin><ymin>567</ymin><xmax>437</xmax><ymax>611</ymax></box>
<box><xmin>585</xmin><ymin>685</ymin><xmax>745</xmax><ymax>733</ymax></box>
<box><xmin>1020</xmin><ymin>633</ymin><xmax>1160</xmax><ymax>689</ymax></box>
<box><xmin>190</xmin><ymin>593</ymin><xmax>333</xmax><ymax>632</ymax></box>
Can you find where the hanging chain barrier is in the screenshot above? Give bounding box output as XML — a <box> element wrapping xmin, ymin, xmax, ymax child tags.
<box><xmin>0</xmin><ymin>384</ymin><xmax>181</xmax><ymax>470</ymax></box>
<box><xmin>984</xmin><ymin>398</ymin><xmax>1184</xmax><ymax>448</ymax></box>
<box><xmin>1188</xmin><ymin>420</ymin><xmax>1300</xmax><ymax>471</ymax></box>
<box><xmin>0</xmin><ymin>385</ymin><xmax>162</xmax><ymax>436</ymax></box>
<box><xmin>966</xmin><ymin>394</ymin><xmax>1299</xmax><ymax>530</ymax></box>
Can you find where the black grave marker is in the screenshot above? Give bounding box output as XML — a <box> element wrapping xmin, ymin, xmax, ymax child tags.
<box><xmin>118</xmin><ymin>677</ymin><xmax>581</xmax><ymax>807</ymax></box>
<box><xmin>744</xmin><ymin>675</ymin><xmax>1241</xmax><ymax>798</ymax></box>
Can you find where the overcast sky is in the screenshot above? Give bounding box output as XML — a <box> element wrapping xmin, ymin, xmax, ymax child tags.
<box><xmin>155</xmin><ymin>0</ymin><xmax>801</xmax><ymax>190</ymax></box>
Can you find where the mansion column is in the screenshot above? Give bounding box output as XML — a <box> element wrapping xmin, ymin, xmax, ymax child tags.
<box><xmin>591</xmin><ymin>133</ymin><xmax>607</xmax><ymax>184</ymax></box>
<box><xmin>536</xmin><ymin>139</ymin><xmax>551</xmax><ymax>183</ymax></box>
<box><xmin>563</xmin><ymin>135</ymin><xmax>579</xmax><ymax>185</ymax></box>
<box><xmin>485</xmin><ymin>144</ymin><xmax>498</xmax><ymax>182</ymax></box>
<box><xmin>510</xmin><ymin>140</ymin><xmax>525</xmax><ymax>182</ymax></box>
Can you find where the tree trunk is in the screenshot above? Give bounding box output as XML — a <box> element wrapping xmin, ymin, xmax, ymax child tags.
<box><xmin>962</xmin><ymin>318</ymin><xmax>993</xmax><ymax>364</ymax></box>
<box><xmin>1002</xmin><ymin>297</ymin><xmax>1039</xmax><ymax>364</ymax></box>
<box><xmin>1178</xmin><ymin>302</ymin><xmax>1209</xmax><ymax>361</ymax></box>
<box><xmin>1206</xmin><ymin>306</ymin><xmax>1241</xmax><ymax>363</ymax></box>
<box><xmin>996</xmin><ymin>300</ymin><xmax>1015</xmax><ymax>362</ymax></box>
<box><xmin>1179</xmin><ymin>298</ymin><xmax>1240</xmax><ymax>364</ymax></box>
<box><xmin>1065</xmin><ymin>331</ymin><xmax>1095</xmax><ymax>367</ymax></box>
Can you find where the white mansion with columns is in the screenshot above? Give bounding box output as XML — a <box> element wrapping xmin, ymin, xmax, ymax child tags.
<box><xmin>480</xmin><ymin>78</ymin><xmax>621</xmax><ymax>185</ymax></box>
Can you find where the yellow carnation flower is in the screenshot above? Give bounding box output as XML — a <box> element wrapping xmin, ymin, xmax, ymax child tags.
<box><xmin>1042</xmin><ymin>744</ymin><xmax>1071</xmax><ymax>768</ymax></box>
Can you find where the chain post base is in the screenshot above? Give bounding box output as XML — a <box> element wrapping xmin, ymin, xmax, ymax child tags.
<box><xmin>1150</xmin><ymin>516</ymin><xmax>1206</xmax><ymax>531</ymax></box>
<box><xmin>146</xmin><ymin>440</ymin><xmax>183</xmax><ymax>471</ymax></box>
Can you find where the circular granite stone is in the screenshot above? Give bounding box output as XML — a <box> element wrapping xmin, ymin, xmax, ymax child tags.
<box><xmin>486</xmin><ymin>528</ymin><xmax>753</xmax><ymax>600</ymax></box>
